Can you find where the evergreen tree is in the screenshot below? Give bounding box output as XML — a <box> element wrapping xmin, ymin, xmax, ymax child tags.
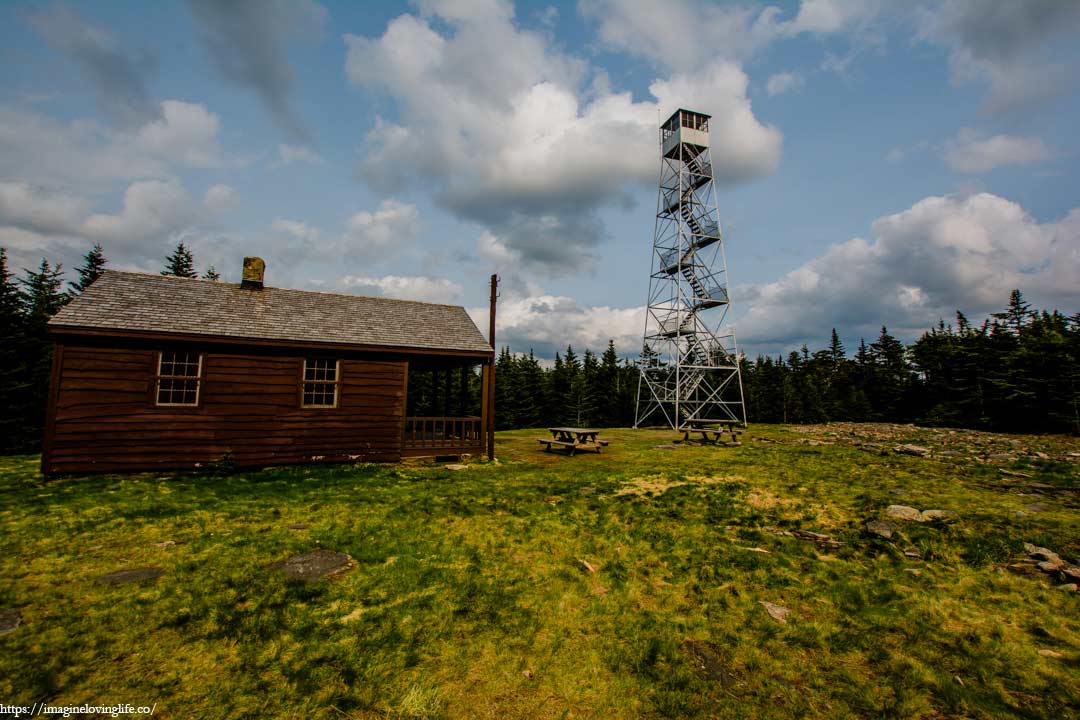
<box><xmin>0</xmin><ymin>249</ymin><xmax>29</xmax><ymax>451</ymax></box>
<box><xmin>18</xmin><ymin>259</ymin><xmax>68</xmax><ymax>450</ymax></box>
<box><xmin>203</xmin><ymin>265</ymin><xmax>221</xmax><ymax>281</ymax></box>
<box><xmin>516</xmin><ymin>351</ymin><xmax>545</xmax><ymax>428</ymax></box>
<box><xmin>161</xmin><ymin>242</ymin><xmax>198</xmax><ymax>278</ymax></box>
<box><xmin>493</xmin><ymin>347</ymin><xmax>519</xmax><ymax>430</ymax></box>
<box><xmin>828</xmin><ymin>328</ymin><xmax>845</xmax><ymax>363</ymax></box>
<box><xmin>868</xmin><ymin>326</ymin><xmax>912</xmax><ymax>420</ymax></box>
<box><xmin>573</xmin><ymin>349</ymin><xmax>600</xmax><ymax>426</ymax></box>
<box><xmin>993</xmin><ymin>289</ymin><xmax>1034</xmax><ymax>337</ymax></box>
<box><xmin>598</xmin><ymin>340</ymin><xmax>621</xmax><ymax>426</ymax></box>
<box><xmin>21</xmin><ymin>258</ymin><xmax>68</xmax><ymax>320</ymax></box>
<box><xmin>70</xmin><ymin>243</ymin><xmax>107</xmax><ymax>293</ymax></box>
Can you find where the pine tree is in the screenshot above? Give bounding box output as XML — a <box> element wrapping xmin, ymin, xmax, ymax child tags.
<box><xmin>70</xmin><ymin>243</ymin><xmax>107</xmax><ymax>293</ymax></box>
<box><xmin>18</xmin><ymin>259</ymin><xmax>68</xmax><ymax>450</ymax></box>
<box><xmin>203</xmin><ymin>265</ymin><xmax>221</xmax><ymax>281</ymax></box>
<box><xmin>493</xmin><ymin>347</ymin><xmax>518</xmax><ymax>430</ymax></box>
<box><xmin>574</xmin><ymin>349</ymin><xmax>600</xmax><ymax>426</ymax></box>
<box><xmin>868</xmin><ymin>326</ymin><xmax>912</xmax><ymax>420</ymax></box>
<box><xmin>992</xmin><ymin>289</ymin><xmax>1034</xmax><ymax>337</ymax></box>
<box><xmin>516</xmin><ymin>350</ymin><xmax>545</xmax><ymax>428</ymax></box>
<box><xmin>21</xmin><ymin>259</ymin><xmax>68</xmax><ymax>322</ymax></box>
<box><xmin>599</xmin><ymin>340</ymin><xmax>621</xmax><ymax>426</ymax></box>
<box><xmin>829</xmin><ymin>328</ymin><xmax>845</xmax><ymax>363</ymax></box>
<box><xmin>0</xmin><ymin>249</ymin><xmax>29</xmax><ymax>451</ymax></box>
<box><xmin>161</xmin><ymin>242</ymin><xmax>198</xmax><ymax>278</ymax></box>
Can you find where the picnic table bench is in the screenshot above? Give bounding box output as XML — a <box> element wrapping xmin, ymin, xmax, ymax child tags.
<box><xmin>679</xmin><ymin>418</ymin><xmax>743</xmax><ymax>445</ymax></box>
<box><xmin>538</xmin><ymin>427</ymin><xmax>609</xmax><ymax>455</ymax></box>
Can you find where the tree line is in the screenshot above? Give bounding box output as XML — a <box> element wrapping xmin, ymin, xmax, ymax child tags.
<box><xmin>422</xmin><ymin>289</ymin><xmax>1077</xmax><ymax>435</ymax></box>
<box><xmin>743</xmin><ymin>291</ymin><xmax>1079</xmax><ymax>434</ymax></box>
<box><xmin>1</xmin><ymin>242</ymin><xmax>220</xmax><ymax>452</ymax></box>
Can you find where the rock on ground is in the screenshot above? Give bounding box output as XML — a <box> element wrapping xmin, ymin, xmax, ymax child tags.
<box><xmin>919</xmin><ymin>509</ymin><xmax>958</xmax><ymax>523</ymax></box>
<box><xmin>894</xmin><ymin>444</ymin><xmax>931</xmax><ymax>457</ymax></box>
<box><xmin>866</xmin><ymin>520</ymin><xmax>900</xmax><ymax>539</ymax></box>
<box><xmin>886</xmin><ymin>505</ymin><xmax>923</xmax><ymax>522</ymax></box>
<box><xmin>273</xmin><ymin>550</ymin><xmax>354</xmax><ymax>583</ymax></box>
<box><xmin>760</xmin><ymin>601</ymin><xmax>791</xmax><ymax>623</ymax></box>
<box><xmin>95</xmin><ymin>567</ymin><xmax>164</xmax><ymax>585</ymax></box>
<box><xmin>0</xmin><ymin>608</ymin><xmax>21</xmax><ymax>635</ymax></box>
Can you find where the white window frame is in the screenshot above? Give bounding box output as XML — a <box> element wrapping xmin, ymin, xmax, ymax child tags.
<box><xmin>155</xmin><ymin>351</ymin><xmax>203</xmax><ymax>407</ymax></box>
<box><xmin>302</xmin><ymin>358</ymin><xmax>341</xmax><ymax>409</ymax></box>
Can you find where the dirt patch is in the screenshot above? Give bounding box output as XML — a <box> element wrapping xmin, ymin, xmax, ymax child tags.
<box><xmin>95</xmin><ymin>567</ymin><xmax>164</xmax><ymax>585</ymax></box>
<box><xmin>683</xmin><ymin>639</ymin><xmax>738</xmax><ymax>686</ymax></box>
<box><xmin>745</xmin><ymin>488</ymin><xmax>797</xmax><ymax>511</ymax></box>
<box><xmin>615</xmin><ymin>474</ymin><xmax>735</xmax><ymax>497</ymax></box>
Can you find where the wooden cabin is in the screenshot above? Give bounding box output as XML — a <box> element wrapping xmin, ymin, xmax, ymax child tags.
<box><xmin>42</xmin><ymin>259</ymin><xmax>495</xmax><ymax>475</ymax></box>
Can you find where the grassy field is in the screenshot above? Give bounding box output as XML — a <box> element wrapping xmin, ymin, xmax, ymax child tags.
<box><xmin>2</xmin><ymin>424</ymin><xmax>1079</xmax><ymax>719</ymax></box>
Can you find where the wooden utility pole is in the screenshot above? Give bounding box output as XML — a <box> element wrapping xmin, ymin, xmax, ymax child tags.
<box><xmin>486</xmin><ymin>274</ymin><xmax>498</xmax><ymax>460</ymax></box>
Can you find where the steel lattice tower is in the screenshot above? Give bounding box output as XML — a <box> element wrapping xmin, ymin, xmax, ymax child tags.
<box><xmin>634</xmin><ymin>108</ymin><xmax>746</xmax><ymax>429</ymax></box>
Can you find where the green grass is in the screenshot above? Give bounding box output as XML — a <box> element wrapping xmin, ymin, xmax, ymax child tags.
<box><xmin>1</xmin><ymin>425</ymin><xmax>1078</xmax><ymax>718</ymax></box>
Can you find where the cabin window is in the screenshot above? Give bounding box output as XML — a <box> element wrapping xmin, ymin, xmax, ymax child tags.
<box><xmin>155</xmin><ymin>351</ymin><xmax>202</xmax><ymax>406</ymax></box>
<box><xmin>302</xmin><ymin>358</ymin><xmax>340</xmax><ymax>408</ymax></box>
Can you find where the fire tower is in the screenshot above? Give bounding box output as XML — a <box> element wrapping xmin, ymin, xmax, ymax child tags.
<box><xmin>634</xmin><ymin>108</ymin><xmax>746</xmax><ymax>429</ymax></box>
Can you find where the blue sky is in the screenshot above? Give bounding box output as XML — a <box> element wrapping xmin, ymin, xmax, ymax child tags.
<box><xmin>2</xmin><ymin>0</ymin><xmax>1078</xmax><ymax>359</ymax></box>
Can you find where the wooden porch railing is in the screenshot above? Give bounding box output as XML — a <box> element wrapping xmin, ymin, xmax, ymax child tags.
<box><xmin>402</xmin><ymin>416</ymin><xmax>483</xmax><ymax>455</ymax></box>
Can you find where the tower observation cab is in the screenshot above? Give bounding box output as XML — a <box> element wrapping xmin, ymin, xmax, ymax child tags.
<box><xmin>634</xmin><ymin>108</ymin><xmax>747</xmax><ymax>430</ymax></box>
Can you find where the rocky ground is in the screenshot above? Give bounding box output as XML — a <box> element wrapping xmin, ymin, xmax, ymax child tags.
<box><xmin>772</xmin><ymin>421</ymin><xmax>1080</xmax><ymax>465</ymax></box>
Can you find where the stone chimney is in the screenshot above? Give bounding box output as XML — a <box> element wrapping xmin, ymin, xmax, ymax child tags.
<box><xmin>241</xmin><ymin>256</ymin><xmax>265</xmax><ymax>290</ymax></box>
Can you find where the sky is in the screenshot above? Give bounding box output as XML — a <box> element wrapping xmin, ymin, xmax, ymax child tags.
<box><xmin>1</xmin><ymin>0</ymin><xmax>1078</xmax><ymax>360</ymax></box>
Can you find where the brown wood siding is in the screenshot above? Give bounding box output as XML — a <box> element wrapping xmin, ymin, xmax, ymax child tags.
<box><xmin>45</xmin><ymin>344</ymin><xmax>407</xmax><ymax>474</ymax></box>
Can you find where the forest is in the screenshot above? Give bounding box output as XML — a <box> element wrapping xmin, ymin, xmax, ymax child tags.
<box><xmin>2</xmin><ymin>242</ymin><xmax>1078</xmax><ymax>454</ymax></box>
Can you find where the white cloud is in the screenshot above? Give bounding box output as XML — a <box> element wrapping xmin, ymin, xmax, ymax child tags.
<box><xmin>766</xmin><ymin>71</ymin><xmax>804</xmax><ymax>97</ymax></box>
<box><xmin>739</xmin><ymin>192</ymin><xmax>1080</xmax><ymax>352</ymax></box>
<box><xmin>787</xmin><ymin>0</ymin><xmax>886</xmax><ymax>34</ymax></box>
<box><xmin>476</xmin><ymin>231</ymin><xmax>520</xmax><ymax>265</ymax></box>
<box><xmin>270</xmin><ymin>217</ymin><xmax>320</xmax><ymax>242</ymax></box>
<box><xmin>345</xmin><ymin>3</ymin><xmax>781</xmax><ymax>273</ymax></box>
<box><xmin>0</xmin><ymin>100</ymin><xmax>232</xmax><ymax>190</ymax></box>
<box><xmin>0</xmin><ymin>177</ymin><xmax>207</xmax><ymax>274</ymax></box>
<box><xmin>342</xmin><ymin>200</ymin><xmax>422</xmax><ymax>259</ymax></box>
<box><xmin>82</xmin><ymin>179</ymin><xmax>193</xmax><ymax>247</ymax></box>
<box><xmin>0</xmin><ymin>182</ymin><xmax>88</xmax><ymax>236</ymax></box>
<box><xmin>0</xmin><ymin>107</ymin><xmax>163</xmax><ymax>187</ymax></box>
<box><xmin>582</xmin><ymin>0</ymin><xmax>888</xmax><ymax>72</ymax></box>
<box><xmin>204</xmin><ymin>184</ymin><xmax>238</xmax><ymax>213</ymax></box>
<box><xmin>945</xmin><ymin>128</ymin><xmax>1054</xmax><ymax>173</ymax></box>
<box><xmin>135</xmin><ymin>100</ymin><xmax>224</xmax><ymax>167</ymax></box>
<box><xmin>468</xmin><ymin>291</ymin><xmax>644</xmax><ymax>357</ymax></box>
<box><xmin>0</xmin><ymin>178</ymin><xmax>194</xmax><ymax>249</ymax></box>
<box><xmin>341</xmin><ymin>274</ymin><xmax>463</xmax><ymax>304</ymax></box>
<box><xmin>580</xmin><ymin>0</ymin><xmax>786</xmax><ymax>70</ymax></box>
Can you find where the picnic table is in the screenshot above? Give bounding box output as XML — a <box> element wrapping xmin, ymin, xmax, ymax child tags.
<box><xmin>680</xmin><ymin>418</ymin><xmax>743</xmax><ymax>445</ymax></box>
<box><xmin>538</xmin><ymin>427</ymin><xmax>609</xmax><ymax>455</ymax></box>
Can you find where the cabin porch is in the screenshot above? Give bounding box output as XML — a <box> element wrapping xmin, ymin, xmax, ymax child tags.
<box><xmin>403</xmin><ymin>355</ymin><xmax>491</xmax><ymax>458</ymax></box>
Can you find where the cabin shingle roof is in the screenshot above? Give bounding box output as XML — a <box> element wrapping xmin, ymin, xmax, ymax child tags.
<box><xmin>49</xmin><ymin>271</ymin><xmax>493</xmax><ymax>354</ymax></box>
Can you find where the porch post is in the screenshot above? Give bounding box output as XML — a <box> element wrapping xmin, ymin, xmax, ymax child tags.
<box><xmin>486</xmin><ymin>274</ymin><xmax>498</xmax><ymax>460</ymax></box>
<box><xmin>481</xmin><ymin>361</ymin><xmax>491</xmax><ymax>458</ymax></box>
